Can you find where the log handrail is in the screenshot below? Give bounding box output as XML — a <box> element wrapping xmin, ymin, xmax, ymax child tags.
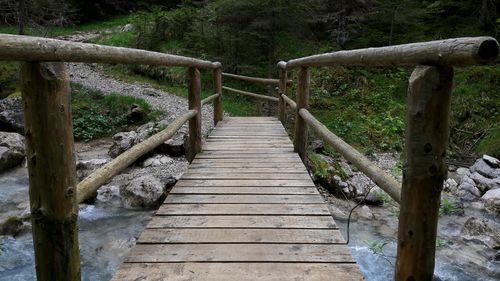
<box><xmin>201</xmin><ymin>93</ymin><xmax>220</xmax><ymax>106</ymax></box>
<box><xmin>222</xmin><ymin>72</ymin><xmax>280</xmax><ymax>85</ymax></box>
<box><xmin>77</xmin><ymin>109</ymin><xmax>197</xmax><ymax>203</ymax></box>
<box><xmin>0</xmin><ymin>34</ymin><xmax>218</xmax><ymax>69</ymax></box>
<box><xmin>283</xmin><ymin>37</ymin><xmax>499</xmax><ymax>69</ymax></box>
<box><xmin>281</xmin><ymin>94</ymin><xmax>296</xmax><ymax>110</ymax></box>
<box><xmin>222</xmin><ymin>86</ymin><xmax>279</xmax><ymax>102</ymax></box>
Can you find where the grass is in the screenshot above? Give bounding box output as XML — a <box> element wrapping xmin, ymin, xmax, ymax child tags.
<box><xmin>71</xmin><ymin>83</ymin><xmax>160</xmax><ymax>141</ymax></box>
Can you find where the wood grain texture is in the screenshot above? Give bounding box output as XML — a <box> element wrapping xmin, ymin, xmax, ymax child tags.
<box><xmin>164</xmin><ymin>194</ymin><xmax>324</xmax><ymax>204</ymax></box>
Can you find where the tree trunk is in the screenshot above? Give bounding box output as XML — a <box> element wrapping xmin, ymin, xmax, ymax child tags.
<box><xmin>187</xmin><ymin>67</ymin><xmax>202</xmax><ymax>162</ymax></box>
<box><xmin>293</xmin><ymin>67</ymin><xmax>310</xmax><ymax>162</ymax></box>
<box><xmin>21</xmin><ymin>61</ymin><xmax>81</xmax><ymax>281</ymax></box>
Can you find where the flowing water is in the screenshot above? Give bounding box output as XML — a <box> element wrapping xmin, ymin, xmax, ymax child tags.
<box><xmin>0</xmin><ymin>167</ymin><xmax>498</xmax><ymax>280</ymax></box>
<box><xmin>0</xmin><ymin>168</ymin><xmax>154</xmax><ymax>281</ymax></box>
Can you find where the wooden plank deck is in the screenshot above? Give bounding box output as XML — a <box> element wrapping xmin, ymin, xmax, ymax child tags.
<box><xmin>111</xmin><ymin>117</ymin><xmax>364</xmax><ymax>281</ymax></box>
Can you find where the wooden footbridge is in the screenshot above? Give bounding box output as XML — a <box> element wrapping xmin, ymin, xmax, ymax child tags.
<box><xmin>0</xmin><ymin>34</ymin><xmax>497</xmax><ymax>281</ymax></box>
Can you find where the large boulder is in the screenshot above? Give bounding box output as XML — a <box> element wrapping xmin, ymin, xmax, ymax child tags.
<box><xmin>455</xmin><ymin>176</ymin><xmax>481</xmax><ymax>201</ymax></box>
<box><xmin>482</xmin><ymin>189</ymin><xmax>500</xmax><ymax>213</ymax></box>
<box><xmin>0</xmin><ymin>97</ymin><xmax>24</xmax><ymax>133</ymax></box>
<box><xmin>461</xmin><ymin>217</ymin><xmax>500</xmax><ymax>249</ymax></box>
<box><xmin>76</xmin><ymin>158</ymin><xmax>109</xmax><ymax>181</ymax></box>
<box><xmin>470</xmin><ymin>172</ymin><xmax>500</xmax><ymax>192</ymax></box>
<box><xmin>108</xmin><ymin>131</ymin><xmax>138</xmax><ymax>158</ymax></box>
<box><xmin>0</xmin><ymin>132</ymin><xmax>25</xmax><ymax>172</ymax></box>
<box><xmin>470</xmin><ymin>157</ymin><xmax>500</xmax><ymax>179</ymax></box>
<box><xmin>120</xmin><ymin>175</ymin><xmax>165</xmax><ymax>208</ymax></box>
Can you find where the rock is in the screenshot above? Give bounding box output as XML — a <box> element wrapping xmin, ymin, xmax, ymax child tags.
<box><xmin>456</xmin><ymin>176</ymin><xmax>481</xmax><ymax>201</ymax></box>
<box><xmin>470</xmin><ymin>158</ymin><xmax>499</xmax><ymax>179</ymax></box>
<box><xmin>456</xmin><ymin>167</ymin><xmax>471</xmax><ymax>177</ymax></box>
<box><xmin>470</xmin><ymin>172</ymin><xmax>499</xmax><ymax>192</ymax></box>
<box><xmin>348</xmin><ymin>173</ymin><xmax>374</xmax><ymax>197</ymax></box>
<box><xmin>121</xmin><ymin>23</ymin><xmax>135</xmax><ymax>32</ymax></box>
<box><xmin>142</xmin><ymin>89</ymin><xmax>160</xmax><ymax>97</ymax></box>
<box><xmin>0</xmin><ymin>132</ymin><xmax>25</xmax><ymax>172</ymax></box>
<box><xmin>142</xmin><ymin>155</ymin><xmax>174</xmax><ymax>168</ymax></box>
<box><xmin>108</xmin><ymin>131</ymin><xmax>138</xmax><ymax>158</ymax></box>
<box><xmin>0</xmin><ymin>216</ymin><xmax>24</xmax><ymax>236</ymax></box>
<box><xmin>161</xmin><ymin>176</ymin><xmax>178</xmax><ymax>189</ymax></box>
<box><xmin>121</xmin><ymin>175</ymin><xmax>165</xmax><ymax>208</ymax></box>
<box><xmin>136</xmin><ymin>122</ymin><xmax>155</xmax><ymax>140</ymax></box>
<box><xmin>96</xmin><ymin>185</ymin><xmax>121</xmax><ymax>204</ymax></box>
<box><xmin>157</xmin><ymin>134</ymin><xmax>186</xmax><ymax>157</ymax></box>
<box><xmin>128</xmin><ymin>104</ymin><xmax>145</xmax><ymax>122</ymax></box>
<box><xmin>0</xmin><ymin>97</ymin><xmax>24</xmax><ymax>133</ymax></box>
<box><xmin>360</xmin><ymin>186</ymin><xmax>384</xmax><ymax>205</ymax></box>
<box><xmin>311</xmin><ymin>139</ymin><xmax>324</xmax><ymax>153</ymax></box>
<box><xmin>461</xmin><ymin>217</ymin><xmax>500</xmax><ymax>249</ymax></box>
<box><xmin>444</xmin><ymin>178</ymin><xmax>458</xmax><ymax>192</ymax></box>
<box><xmin>483</xmin><ymin>155</ymin><xmax>500</xmax><ymax>168</ymax></box>
<box><xmin>482</xmin><ymin>189</ymin><xmax>500</xmax><ymax>213</ymax></box>
<box><xmin>356</xmin><ymin>205</ymin><xmax>375</xmax><ymax>220</ymax></box>
<box><xmin>76</xmin><ymin>158</ymin><xmax>108</xmax><ymax>180</ymax></box>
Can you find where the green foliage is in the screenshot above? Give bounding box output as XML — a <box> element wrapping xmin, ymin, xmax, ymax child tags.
<box><xmin>436</xmin><ymin>237</ymin><xmax>446</xmax><ymax>249</ymax></box>
<box><xmin>0</xmin><ymin>63</ymin><xmax>19</xmax><ymax>99</ymax></box>
<box><xmin>71</xmin><ymin>83</ymin><xmax>159</xmax><ymax>141</ymax></box>
<box><xmin>389</xmin><ymin>207</ymin><xmax>400</xmax><ymax>217</ymax></box>
<box><xmin>0</xmin><ymin>235</ymin><xmax>4</xmax><ymax>255</ymax></box>
<box><xmin>365</xmin><ymin>240</ymin><xmax>388</xmax><ymax>254</ymax></box>
<box><xmin>439</xmin><ymin>197</ymin><xmax>462</xmax><ymax>216</ymax></box>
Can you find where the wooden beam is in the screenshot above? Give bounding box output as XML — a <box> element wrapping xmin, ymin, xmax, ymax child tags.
<box><xmin>222</xmin><ymin>86</ymin><xmax>279</xmax><ymax>102</ymax></box>
<box><xmin>299</xmin><ymin>108</ymin><xmax>401</xmax><ymax>203</ymax></box>
<box><xmin>77</xmin><ymin>110</ymin><xmax>196</xmax><ymax>203</ymax></box>
<box><xmin>278</xmin><ymin>63</ymin><xmax>288</xmax><ymax>123</ymax></box>
<box><xmin>395</xmin><ymin>66</ymin><xmax>453</xmax><ymax>281</ymax></box>
<box><xmin>188</xmin><ymin>67</ymin><xmax>202</xmax><ymax>162</ymax></box>
<box><xmin>213</xmin><ymin>63</ymin><xmax>223</xmax><ymax>125</ymax></box>
<box><xmin>285</xmin><ymin>37</ymin><xmax>498</xmax><ymax>69</ymax></box>
<box><xmin>21</xmin><ymin>62</ymin><xmax>80</xmax><ymax>281</ymax></box>
<box><xmin>282</xmin><ymin>94</ymin><xmax>297</xmax><ymax>111</ymax></box>
<box><xmin>0</xmin><ymin>34</ymin><xmax>216</xmax><ymax>69</ymax></box>
<box><xmin>293</xmin><ymin>67</ymin><xmax>310</xmax><ymax>162</ymax></box>
<box><xmin>201</xmin><ymin>93</ymin><xmax>220</xmax><ymax>106</ymax></box>
<box><xmin>222</xmin><ymin>72</ymin><xmax>280</xmax><ymax>85</ymax></box>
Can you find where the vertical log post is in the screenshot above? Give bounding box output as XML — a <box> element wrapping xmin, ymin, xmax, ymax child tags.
<box><xmin>395</xmin><ymin>65</ymin><xmax>453</xmax><ymax>281</ymax></box>
<box><xmin>293</xmin><ymin>66</ymin><xmax>310</xmax><ymax>162</ymax></box>
<box><xmin>213</xmin><ymin>62</ymin><xmax>223</xmax><ymax>125</ymax></box>
<box><xmin>21</xmin><ymin>62</ymin><xmax>81</xmax><ymax>281</ymax></box>
<box><xmin>278</xmin><ymin>61</ymin><xmax>288</xmax><ymax>124</ymax></box>
<box><xmin>187</xmin><ymin>67</ymin><xmax>202</xmax><ymax>162</ymax></box>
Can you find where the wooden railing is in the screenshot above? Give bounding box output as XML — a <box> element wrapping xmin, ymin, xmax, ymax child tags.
<box><xmin>278</xmin><ymin>37</ymin><xmax>499</xmax><ymax>281</ymax></box>
<box><xmin>0</xmin><ymin>34</ymin><xmax>222</xmax><ymax>281</ymax></box>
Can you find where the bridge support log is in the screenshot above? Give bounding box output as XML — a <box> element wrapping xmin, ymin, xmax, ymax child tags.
<box><xmin>278</xmin><ymin>65</ymin><xmax>288</xmax><ymax>124</ymax></box>
<box><xmin>395</xmin><ymin>65</ymin><xmax>453</xmax><ymax>281</ymax></box>
<box><xmin>294</xmin><ymin>66</ymin><xmax>310</xmax><ymax>162</ymax></box>
<box><xmin>213</xmin><ymin>64</ymin><xmax>223</xmax><ymax>125</ymax></box>
<box><xmin>188</xmin><ymin>67</ymin><xmax>202</xmax><ymax>162</ymax></box>
<box><xmin>21</xmin><ymin>62</ymin><xmax>81</xmax><ymax>281</ymax></box>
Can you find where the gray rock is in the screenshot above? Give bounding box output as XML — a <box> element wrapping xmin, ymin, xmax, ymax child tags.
<box><xmin>158</xmin><ymin>134</ymin><xmax>186</xmax><ymax>157</ymax></box>
<box><xmin>470</xmin><ymin>172</ymin><xmax>499</xmax><ymax>192</ymax></box>
<box><xmin>311</xmin><ymin>139</ymin><xmax>324</xmax><ymax>153</ymax></box>
<box><xmin>121</xmin><ymin>175</ymin><xmax>165</xmax><ymax>208</ymax></box>
<box><xmin>444</xmin><ymin>178</ymin><xmax>458</xmax><ymax>192</ymax></box>
<box><xmin>470</xmin><ymin>158</ymin><xmax>498</xmax><ymax>179</ymax></box>
<box><xmin>482</xmin><ymin>188</ymin><xmax>500</xmax><ymax>213</ymax></box>
<box><xmin>0</xmin><ymin>97</ymin><xmax>24</xmax><ymax>133</ymax></box>
<box><xmin>483</xmin><ymin>155</ymin><xmax>500</xmax><ymax>168</ymax></box>
<box><xmin>142</xmin><ymin>89</ymin><xmax>160</xmax><ymax>97</ymax></box>
<box><xmin>461</xmin><ymin>217</ymin><xmax>500</xmax><ymax>249</ymax></box>
<box><xmin>109</xmin><ymin>131</ymin><xmax>138</xmax><ymax>158</ymax></box>
<box><xmin>136</xmin><ymin>122</ymin><xmax>155</xmax><ymax>140</ymax></box>
<box><xmin>456</xmin><ymin>176</ymin><xmax>481</xmax><ymax>201</ymax></box>
<box><xmin>121</xmin><ymin>23</ymin><xmax>135</xmax><ymax>32</ymax></box>
<box><xmin>356</xmin><ymin>205</ymin><xmax>375</xmax><ymax>220</ymax></box>
<box><xmin>76</xmin><ymin>158</ymin><xmax>108</xmax><ymax>180</ymax></box>
<box><xmin>456</xmin><ymin>167</ymin><xmax>471</xmax><ymax>177</ymax></box>
<box><xmin>96</xmin><ymin>185</ymin><xmax>121</xmax><ymax>204</ymax></box>
<box><xmin>142</xmin><ymin>155</ymin><xmax>174</xmax><ymax>168</ymax></box>
<box><xmin>348</xmin><ymin>173</ymin><xmax>374</xmax><ymax>197</ymax></box>
<box><xmin>0</xmin><ymin>132</ymin><xmax>25</xmax><ymax>173</ymax></box>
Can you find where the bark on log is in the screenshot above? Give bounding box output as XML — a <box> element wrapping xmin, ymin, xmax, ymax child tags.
<box><xmin>201</xmin><ymin>93</ymin><xmax>220</xmax><ymax>106</ymax></box>
<box><xmin>294</xmin><ymin>67</ymin><xmax>310</xmax><ymax>162</ymax></box>
<box><xmin>222</xmin><ymin>72</ymin><xmax>280</xmax><ymax>85</ymax></box>
<box><xmin>222</xmin><ymin>86</ymin><xmax>279</xmax><ymax>102</ymax></box>
<box><xmin>77</xmin><ymin>110</ymin><xmax>197</xmax><ymax>203</ymax></box>
<box><xmin>0</xmin><ymin>34</ymin><xmax>215</xmax><ymax>69</ymax></box>
<box><xmin>21</xmin><ymin>62</ymin><xmax>81</xmax><ymax>281</ymax></box>
<box><xmin>299</xmin><ymin>108</ymin><xmax>401</xmax><ymax>203</ymax></box>
<box><xmin>187</xmin><ymin>67</ymin><xmax>202</xmax><ymax>162</ymax></box>
<box><xmin>213</xmin><ymin>66</ymin><xmax>223</xmax><ymax>125</ymax></box>
<box><xmin>395</xmin><ymin>66</ymin><xmax>453</xmax><ymax>281</ymax></box>
<box><xmin>285</xmin><ymin>37</ymin><xmax>498</xmax><ymax>69</ymax></box>
<box><xmin>282</xmin><ymin>94</ymin><xmax>297</xmax><ymax>111</ymax></box>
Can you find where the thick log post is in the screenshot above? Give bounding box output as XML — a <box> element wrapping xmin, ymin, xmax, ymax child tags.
<box><xmin>187</xmin><ymin>67</ymin><xmax>202</xmax><ymax>162</ymax></box>
<box><xmin>395</xmin><ymin>65</ymin><xmax>453</xmax><ymax>281</ymax></box>
<box><xmin>213</xmin><ymin>62</ymin><xmax>223</xmax><ymax>125</ymax></box>
<box><xmin>21</xmin><ymin>62</ymin><xmax>81</xmax><ymax>281</ymax></box>
<box><xmin>278</xmin><ymin>61</ymin><xmax>288</xmax><ymax>124</ymax></box>
<box><xmin>293</xmin><ymin>66</ymin><xmax>310</xmax><ymax>162</ymax></box>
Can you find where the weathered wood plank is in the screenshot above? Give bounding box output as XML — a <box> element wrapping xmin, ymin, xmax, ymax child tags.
<box><xmin>176</xmin><ymin>179</ymin><xmax>315</xmax><ymax>187</ymax></box>
<box><xmin>147</xmin><ymin>215</ymin><xmax>337</xmax><ymax>229</ymax></box>
<box><xmin>138</xmin><ymin>228</ymin><xmax>344</xmax><ymax>244</ymax></box>
<box><xmin>111</xmin><ymin>263</ymin><xmax>364</xmax><ymax>281</ymax></box>
<box><xmin>124</xmin><ymin>244</ymin><xmax>355</xmax><ymax>263</ymax></box>
<box><xmin>157</xmin><ymin>203</ymin><xmax>330</xmax><ymax>215</ymax></box>
<box><xmin>169</xmin><ymin>186</ymin><xmax>319</xmax><ymax>195</ymax></box>
<box><xmin>180</xmin><ymin>173</ymin><xmax>311</xmax><ymax>180</ymax></box>
<box><xmin>164</xmin><ymin>194</ymin><xmax>324</xmax><ymax>204</ymax></box>
<box><xmin>184</xmin><ymin>168</ymin><xmax>308</xmax><ymax>173</ymax></box>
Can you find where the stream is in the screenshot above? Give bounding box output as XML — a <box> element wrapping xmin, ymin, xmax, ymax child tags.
<box><xmin>0</xmin><ymin>167</ymin><xmax>498</xmax><ymax>280</ymax></box>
